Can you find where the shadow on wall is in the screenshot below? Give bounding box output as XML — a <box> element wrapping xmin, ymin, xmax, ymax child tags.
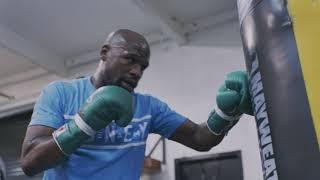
<box><xmin>0</xmin><ymin>156</ymin><xmax>5</xmax><ymax>180</ymax></box>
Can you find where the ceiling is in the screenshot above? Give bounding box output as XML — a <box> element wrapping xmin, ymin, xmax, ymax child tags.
<box><xmin>0</xmin><ymin>0</ymin><xmax>239</xmax><ymax>117</ymax></box>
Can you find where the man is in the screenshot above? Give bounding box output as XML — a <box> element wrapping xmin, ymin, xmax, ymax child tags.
<box><xmin>20</xmin><ymin>29</ymin><xmax>252</xmax><ymax>180</ymax></box>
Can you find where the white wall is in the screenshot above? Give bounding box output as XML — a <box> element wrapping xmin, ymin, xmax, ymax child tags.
<box><xmin>138</xmin><ymin>21</ymin><xmax>263</xmax><ymax>180</ymax></box>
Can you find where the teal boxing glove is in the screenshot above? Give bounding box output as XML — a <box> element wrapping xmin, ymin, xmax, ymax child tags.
<box><xmin>53</xmin><ymin>86</ymin><xmax>134</xmax><ymax>155</ymax></box>
<box><xmin>225</xmin><ymin>71</ymin><xmax>253</xmax><ymax>115</ymax></box>
<box><xmin>207</xmin><ymin>71</ymin><xmax>253</xmax><ymax>135</ymax></box>
<box><xmin>207</xmin><ymin>84</ymin><xmax>242</xmax><ymax>135</ymax></box>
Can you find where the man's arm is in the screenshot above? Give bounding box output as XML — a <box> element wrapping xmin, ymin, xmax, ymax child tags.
<box><xmin>21</xmin><ymin>86</ymin><xmax>134</xmax><ymax>176</ymax></box>
<box><xmin>170</xmin><ymin>71</ymin><xmax>252</xmax><ymax>151</ymax></box>
<box><xmin>169</xmin><ymin>119</ymin><xmax>225</xmax><ymax>151</ymax></box>
<box><xmin>20</xmin><ymin>125</ymin><xmax>65</xmax><ymax>176</ymax></box>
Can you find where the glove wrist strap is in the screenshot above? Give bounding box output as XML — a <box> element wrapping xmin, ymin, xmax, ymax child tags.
<box><xmin>215</xmin><ymin>107</ymin><xmax>242</xmax><ymax>121</ymax></box>
<box><xmin>74</xmin><ymin>114</ymin><xmax>96</xmax><ymax>137</ymax></box>
<box><xmin>52</xmin><ymin>119</ymin><xmax>91</xmax><ymax>156</ymax></box>
<box><xmin>206</xmin><ymin>107</ymin><xmax>242</xmax><ymax>135</ymax></box>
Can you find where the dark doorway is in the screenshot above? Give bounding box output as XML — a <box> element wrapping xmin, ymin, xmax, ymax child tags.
<box><xmin>0</xmin><ymin>109</ymin><xmax>42</xmax><ymax>179</ymax></box>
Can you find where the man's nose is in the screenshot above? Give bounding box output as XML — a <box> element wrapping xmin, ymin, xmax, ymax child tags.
<box><xmin>129</xmin><ymin>64</ymin><xmax>143</xmax><ymax>79</ymax></box>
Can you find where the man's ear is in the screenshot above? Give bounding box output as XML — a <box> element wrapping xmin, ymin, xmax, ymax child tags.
<box><xmin>100</xmin><ymin>45</ymin><xmax>110</xmax><ymax>61</ymax></box>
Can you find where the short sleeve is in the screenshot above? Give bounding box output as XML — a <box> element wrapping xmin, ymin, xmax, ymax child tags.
<box><xmin>149</xmin><ymin>96</ymin><xmax>187</xmax><ymax>138</ymax></box>
<box><xmin>29</xmin><ymin>82</ymin><xmax>65</xmax><ymax>129</ymax></box>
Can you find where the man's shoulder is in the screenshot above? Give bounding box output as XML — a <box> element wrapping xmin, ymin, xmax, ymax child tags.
<box><xmin>134</xmin><ymin>92</ymin><xmax>154</xmax><ymax>100</ymax></box>
<box><xmin>46</xmin><ymin>77</ymin><xmax>90</xmax><ymax>91</ymax></box>
<box><xmin>134</xmin><ymin>92</ymin><xmax>164</xmax><ymax>105</ymax></box>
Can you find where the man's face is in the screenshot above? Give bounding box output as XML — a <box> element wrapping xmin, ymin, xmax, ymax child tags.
<box><xmin>100</xmin><ymin>45</ymin><xmax>149</xmax><ymax>92</ymax></box>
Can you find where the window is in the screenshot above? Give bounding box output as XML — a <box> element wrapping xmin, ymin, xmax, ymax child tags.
<box><xmin>175</xmin><ymin>151</ymin><xmax>243</xmax><ymax>180</ymax></box>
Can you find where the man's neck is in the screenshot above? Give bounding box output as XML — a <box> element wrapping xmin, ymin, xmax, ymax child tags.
<box><xmin>91</xmin><ymin>73</ymin><xmax>103</xmax><ymax>89</ymax></box>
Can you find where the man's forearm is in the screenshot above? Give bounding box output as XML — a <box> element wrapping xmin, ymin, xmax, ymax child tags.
<box><xmin>21</xmin><ymin>136</ymin><xmax>65</xmax><ymax>176</ymax></box>
<box><xmin>170</xmin><ymin>119</ymin><xmax>225</xmax><ymax>152</ymax></box>
<box><xmin>192</xmin><ymin>123</ymin><xmax>225</xmax><ymax>151</ymax></box>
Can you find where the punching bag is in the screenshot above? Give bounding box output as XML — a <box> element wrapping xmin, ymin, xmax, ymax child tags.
<box><xmin>237</xmin><ymin>0</ymin><xmax>320</xmax><ymax>180</ymax></box>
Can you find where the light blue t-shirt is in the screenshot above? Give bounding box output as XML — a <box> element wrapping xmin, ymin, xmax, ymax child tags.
<box><xmin>30</xmin><ymin>77</ymin><xmax>187</xmax><ymax>180</ymax></box>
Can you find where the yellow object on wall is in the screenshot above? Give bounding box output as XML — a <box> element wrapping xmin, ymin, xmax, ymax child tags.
<box><xmin>288</xmin><ymin>0</ymin><xmax>320</xmax><ymax>146</ymax></box>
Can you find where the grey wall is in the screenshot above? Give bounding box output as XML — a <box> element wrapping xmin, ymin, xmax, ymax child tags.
<box><xmin>140</xmin><ymin>21</ymin><xmax>263</xmax><ymax>180</ymax></box>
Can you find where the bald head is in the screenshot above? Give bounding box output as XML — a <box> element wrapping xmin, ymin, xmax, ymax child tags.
<box><xmin>104</xmin><ymin>29</ymin><xmax>150</xmax><ymax>59</ymax></box>
<box><xmin>93</xmin><ymin>29</ymin><xmax>150</xmax><ymax>91</ymax></box>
